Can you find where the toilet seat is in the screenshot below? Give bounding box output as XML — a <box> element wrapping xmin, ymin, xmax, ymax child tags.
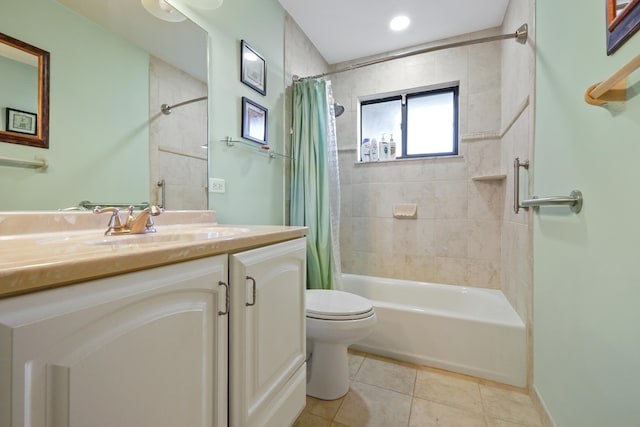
<box><xmin>306</xmin><ymin>289</ymin><xmax>375</xmax><ymax>321</ymax></box>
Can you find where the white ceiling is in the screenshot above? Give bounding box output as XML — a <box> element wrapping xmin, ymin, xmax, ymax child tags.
<box><xmin>278</xmin><ymin>0</ymin><xmax>511</xmax><ymax>65</ymax></box>
<box><xmin>57</xmin><ymin>0</ymin><xmax>207</xmax><ymax>82</ymax></box>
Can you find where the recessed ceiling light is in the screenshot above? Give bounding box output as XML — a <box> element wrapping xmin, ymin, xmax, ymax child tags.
<box><xmin>141</xmin><ymin>0</ymin><xmax>187</xmax><ymax>22</ymax></box>
<box><xmin>390</xmin><ymin>15</ymin><xmax>410</xmax><ymax>32</ymax></box>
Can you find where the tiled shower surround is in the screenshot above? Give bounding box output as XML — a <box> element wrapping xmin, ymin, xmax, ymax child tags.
<box><xmin>332</xmin><ymin>36</ymin><xmax>506</xmax><ymax>289</ymax></box>
<box><xmin>149</xmin><ymin>56</ymin><xmax>208</xmax><ymax>210</ymax></box>
<box><xmin>330</xmin><ymin>0</ymin><xmax>535</xmax><ymax>317</ymax></box>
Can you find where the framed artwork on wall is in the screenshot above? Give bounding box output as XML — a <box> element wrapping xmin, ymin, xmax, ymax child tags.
<box><xmin>6</xmin><ymin>108</ymin><xmax>37</xmax><ymax>135</ymax></box>
<box><xmin>241</xmin><ymin>40</ymin><xmax>266</xmax><ymax>95</ymax></box>
<box><xmin>241</xmin><ymin>97</ymin><xmax>268</xmax><ymax>144</ymax></box>
<box><xmin>607</xmin><ymin>0</ymin><xmax>640</xmax><ymax>54</ymax></box>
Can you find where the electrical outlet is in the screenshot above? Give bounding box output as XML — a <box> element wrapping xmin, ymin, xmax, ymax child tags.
<box><xmin>209</xmin><ymin>178</ymin><xmax>226</xmax><ymax>193</ymax></box>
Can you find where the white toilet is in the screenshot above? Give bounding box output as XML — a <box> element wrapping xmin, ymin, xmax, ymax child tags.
<box><xmin>305</xmin><ymin>289</ymin><xmax>377</xmax><ymax>400</ymax></box>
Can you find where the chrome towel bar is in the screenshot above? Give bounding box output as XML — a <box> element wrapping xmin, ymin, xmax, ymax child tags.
<box><xmin>520</xmin><ymin>190</ymin><xmax>583</xmax><ymax>213</ymax></box>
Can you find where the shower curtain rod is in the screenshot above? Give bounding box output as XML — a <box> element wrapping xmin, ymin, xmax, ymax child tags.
<box><xmin>295</xmin><ymin>24</ymin><xmax>528</xmax><ymax>81</ymax></box>
<box><xmin>161</xmin><ymin>96</ymin><xmax>207</xmax><ymax>115</ymax></box>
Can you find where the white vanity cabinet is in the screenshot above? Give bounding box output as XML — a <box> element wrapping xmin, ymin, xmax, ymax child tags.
<box><xmin>0</xmin><ymin>255</ymin><xmax>229</xmax><ymax>427</ymax></box>
<box><xmin>0</xmin><ymin>236</ymin><xmax>307</xmax><ymax>427</ymax></box>
<box><xmin>229</xmin><ymin>238</ymin><xmax>307</xmax><ymax>427</ymax></box>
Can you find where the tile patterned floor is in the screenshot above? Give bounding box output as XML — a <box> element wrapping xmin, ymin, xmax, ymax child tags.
<box><xmin>294</xmin><ymin>351</ymin><xmax>545</xmax><ymax>427</ymax></box>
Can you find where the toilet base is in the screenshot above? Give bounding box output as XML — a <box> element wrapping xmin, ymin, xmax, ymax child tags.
<box><xmin>306</xmin><ymin>341</ymin><xmax>349</xmax><ymax>400</ymax></box>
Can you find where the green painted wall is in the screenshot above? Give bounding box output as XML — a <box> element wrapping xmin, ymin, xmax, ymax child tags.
<box><xmin>534</xmin><ymin>1</ymin><xmax>640</xmax><ymax>425</ymax></box>
<box><xmin>0</xmin><ymin>56</ymin><xmax>38</xmax><ymax>131</ymax></box>
<box><xmin>0</xmin><ymin>0</ymin><xmax>149</xmax><ymax>211</ymax></box>
<box><xmin>174</xmin><ymin>0</ymin><xmax>286</xmax><ymax>225</ymax></box>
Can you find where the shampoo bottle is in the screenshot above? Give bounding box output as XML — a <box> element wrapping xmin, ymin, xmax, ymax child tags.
<box><xmin>361</xmin><ymin>138</ymin><xmax>371</xmax><ymax>162</ymax></box>
<box><xmin>370</xmin><ymin>137</ymin><xmax>378</xmax><ymax>161</ymax></box>
<box><xmin>380</xmin><ymin>133</ymin><xmax>389</xmax><ymax>160</ymax></box>
<box><xmin>389</xmin><ymin>134</ymin><xmax>396</xmax><ymax>160</ymax></box>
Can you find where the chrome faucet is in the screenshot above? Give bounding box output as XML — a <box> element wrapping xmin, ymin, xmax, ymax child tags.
<box><xmin>94</xmin><ymin>205</ymin><xmax>162</xmax><ymax>236</ymax></box>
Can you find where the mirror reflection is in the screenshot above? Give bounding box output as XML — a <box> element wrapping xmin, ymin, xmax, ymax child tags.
<box><xmin>0</xmin><ymin>0</ymin><xmax>208</xmax><ymax>211</ymax></box>
<box><xmin>0</xmin><ymin>32</ymin><xmax>49</xmax><ymax>149</ymax></box>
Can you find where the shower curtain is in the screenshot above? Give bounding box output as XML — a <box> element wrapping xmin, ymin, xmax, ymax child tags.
<box><xmin>290</xmin><ymin>79</ymin><xmax>342</xmax><ymax>290</ymax></box>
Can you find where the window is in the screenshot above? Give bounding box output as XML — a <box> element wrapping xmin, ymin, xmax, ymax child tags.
<box><xmin>360</xmin><ymin>85</ymin><xmax>459</xmax><ymax>160</ymax></box>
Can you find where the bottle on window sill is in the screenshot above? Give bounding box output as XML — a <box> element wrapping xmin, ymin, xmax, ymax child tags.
<box><xmin>361</xmin><ymin>138</ymin><xmax>371</xmax><ymax>162</ymax></box>
<box><xmin>370</xmin><ymin>137</ymin><xmax>378</xmax><ymax>161</ymax></box>
<box><xmin>389</xmin><ymin>134</ymin><xmax>396</xmax><ymax>160</ymax></box>
<box><xmin>380</xmin><ymin>134</ymin><xmax>389</xmax><ymax>161</ymax></box>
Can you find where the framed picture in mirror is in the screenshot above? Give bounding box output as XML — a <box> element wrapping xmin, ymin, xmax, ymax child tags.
<box><xmin>6</xmin><ymin>108</ymin><xmax>37</xmax><ymax>136</ymax></box>
<box><xmin>241</xmin><ymin>97</ymin><xmax>268</xmax><ymax>144</ymax></box>
<box><xmin>607</xmin><ymin>0</ymin><xmax>640</xmax><ymax>54</ymax></box>
<box><xmin>240</xmin><ymin>40</ymin><xmax>266</xmax><ymax>95</ymax></box>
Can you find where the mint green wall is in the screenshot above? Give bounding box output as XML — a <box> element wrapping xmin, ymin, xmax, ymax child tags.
<box><xmin>0</xmin><ymin>0</ymin><xmax>149</xmax><ymax>211</ymax></box>
<box><xmin>173</xmin><ymin>0</ymin><xmax>286</xmax><ymax>225</ymax></box>
<box><xmin>535</xmin><ymin>1</ymin><xmax>640</xmax><ymax>425</ymax></box>
<box><xmin>0</xmin><ymin>57</ymin><xmax>38</xmax><ymax>131</ymax></box>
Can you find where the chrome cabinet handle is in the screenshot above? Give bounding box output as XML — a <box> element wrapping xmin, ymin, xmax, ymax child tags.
<box><xmin>218</xmin><ymin>281</ymin><xmax>229</xmax><ymax>315</ymax></box>
<box><xmin>246</xmin><ymin>276</ymin><xmax>256</xmax><ymax>307</ymax></box>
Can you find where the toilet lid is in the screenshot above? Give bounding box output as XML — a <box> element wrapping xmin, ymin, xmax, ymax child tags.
<box><xmin>306</xmin><ymin>289</ymin><xmax>375</xmax><ymax>320</ymax></box>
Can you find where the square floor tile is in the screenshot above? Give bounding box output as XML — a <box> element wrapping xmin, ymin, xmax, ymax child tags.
<box><xmin>414</xmin><ymin>368</ymin><xmax>483</xmax><ymax>414</ymax></box>
<box><xmin>354</xmin><ymin>357</ymin><xmax>416</xmax><ymax>395</ymax></box>
<box><xmin>293</xmin><ymin>411</ymin><xmax>332</xmax><ymax>427</ymax></box>
<box><xmin>410</xmin><ymin>398</ymin><xmax>487</xmax><ymax>427</ymax></box>
<box><xmin>479</xmin><ymin>384</ymin><xmax>542</xmax><ymax>427</ymax></box>
<box><xmin>334</xmin><ymin>381</ymin><xmax>412</xmax><ymax>427</ymax></box>
<box><xmin>305</xmin><ymin>395</ymin><xmax>344</xmax><ymax>420</ymax></box>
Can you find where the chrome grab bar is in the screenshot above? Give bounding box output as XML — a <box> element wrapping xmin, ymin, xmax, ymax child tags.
<box><xmin>157</xmin><ymin>179</ymin><xmax>166</xmax><ymax>209</ymax></box>
<box><xmin>520</xmin><ymin>190</ymin><xmax>583</xmax><ymax>213</ymax></box>
<box><xmin>513</xmin><ymin>158</ymin><xmax>529</xmax><ymax>214</ymax></box>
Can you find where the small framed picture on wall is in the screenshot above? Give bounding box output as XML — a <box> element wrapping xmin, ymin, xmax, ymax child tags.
<box><xmin>606</xmin><ymin>0</ymin><xmax>640</xmax><ymax>54</ymax></box>
<box><xmin>240</xmin><ymin>40</ymin><xmax>267</xmax><ymax>95</ymax></box>
<box><xmin>241</xmin><ymin>97</ymin><xmax>268</xmax><ymax>144</ymax></box>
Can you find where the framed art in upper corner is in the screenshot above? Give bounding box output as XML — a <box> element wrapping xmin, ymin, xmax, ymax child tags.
<box><xmin>6</xmin><ymin>108</ymin><xmax>37</xmax><ymax>135</ymax></box>
<box><xmin>607</xmin><ymin>0</ymin><xmax>640</xmax><ymax>54</ymax></box>
<box><xmin>241</xmin><ymin>97</ymin><xmax>268</xmax><ymax>144</ymax></box>
<box><xmin>241</xmin><ymin>40</ymin><xmax>266</xmax><ymax>95</ymax></box>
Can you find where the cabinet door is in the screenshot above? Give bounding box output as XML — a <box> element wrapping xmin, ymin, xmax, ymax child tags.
<box><xmin>230</xmin><ymin>238</ymin><xmax>306</xmax><ymax>427</ymax></box>
<box><xmin>0</xmin><ymin>255</ymin><xmax>228</xmax><ymax>427</ymax></box>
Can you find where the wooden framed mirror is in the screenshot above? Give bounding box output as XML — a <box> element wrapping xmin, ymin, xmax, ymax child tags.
<box><xmin>0</xmin><ymin>32</ymin><xmax>49</xmax><ymax>149</ymax></box>
<box><xmin>607</xmin><ymin>0</ymin><xmax>640</xmax><ymax>55</ymax></box>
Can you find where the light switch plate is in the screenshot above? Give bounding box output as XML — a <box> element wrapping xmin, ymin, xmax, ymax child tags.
<box><xmin>209</xmin><ymin>178</ymin><xmax>225</xmax><ymax>193</ymax></box>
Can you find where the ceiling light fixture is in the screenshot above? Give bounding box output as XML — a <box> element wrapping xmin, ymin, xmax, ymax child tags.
<box><xmin>390</xmin><ymin>15</ymin><xmax>410</xmax><ymax>32</ymax></box>
<box><xmin>186</xmin><ymin>0</ymin><xmax>224</xmax><ymax>10</ymax></box>
<box><xmin>141</xmin><ymin>0</ymin><xmax>187</xmax><ymax>22</ymax></box>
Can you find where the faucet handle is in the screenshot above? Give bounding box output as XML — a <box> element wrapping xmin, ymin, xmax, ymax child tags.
<box><xmin>93</xmin><ymin>206</ymin><xmax>124</xmax><ymax>235</ymax></box>
<box><xmin>148</xmin><ymin>205</ymin><xmax>163</xmax><ymax>216</ymax></box>
<box><xmin>142</xmin><ymin>205</ymin><xmax>163</xmax><ymax>231</ymax></box>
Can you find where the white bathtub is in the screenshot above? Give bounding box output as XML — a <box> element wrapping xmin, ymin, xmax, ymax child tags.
<box><xmin>341</xmin><ymin>274</ymin><xmax>526</xmax><ymax>387</ymax></box>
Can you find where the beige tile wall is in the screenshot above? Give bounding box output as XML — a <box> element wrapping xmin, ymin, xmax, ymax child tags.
<box><xmin>500</xmin><ymin>0</ymin><xmax>535</xmax><ymax>386</ymax></box>
<box><xmin>330</xmin><ymin>30</ymin><xmax>506</xmax><ymax>288</ymax></box>
<box><xmin>149</xmin><ymin>56</ymin><xmax>208</xmax><ymax>210</ymax></box>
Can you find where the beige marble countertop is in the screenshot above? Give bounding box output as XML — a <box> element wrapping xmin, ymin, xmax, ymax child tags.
<box><xmin>0</xmin><ymin>211</ymin><xmax>307</xmax><ymax>298</ymax></box>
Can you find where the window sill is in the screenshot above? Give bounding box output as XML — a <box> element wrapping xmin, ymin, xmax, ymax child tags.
<box><xmin>353</xmin><ymin>154</ymin><xmax>464</xmax><ymax>165</ymax></box>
